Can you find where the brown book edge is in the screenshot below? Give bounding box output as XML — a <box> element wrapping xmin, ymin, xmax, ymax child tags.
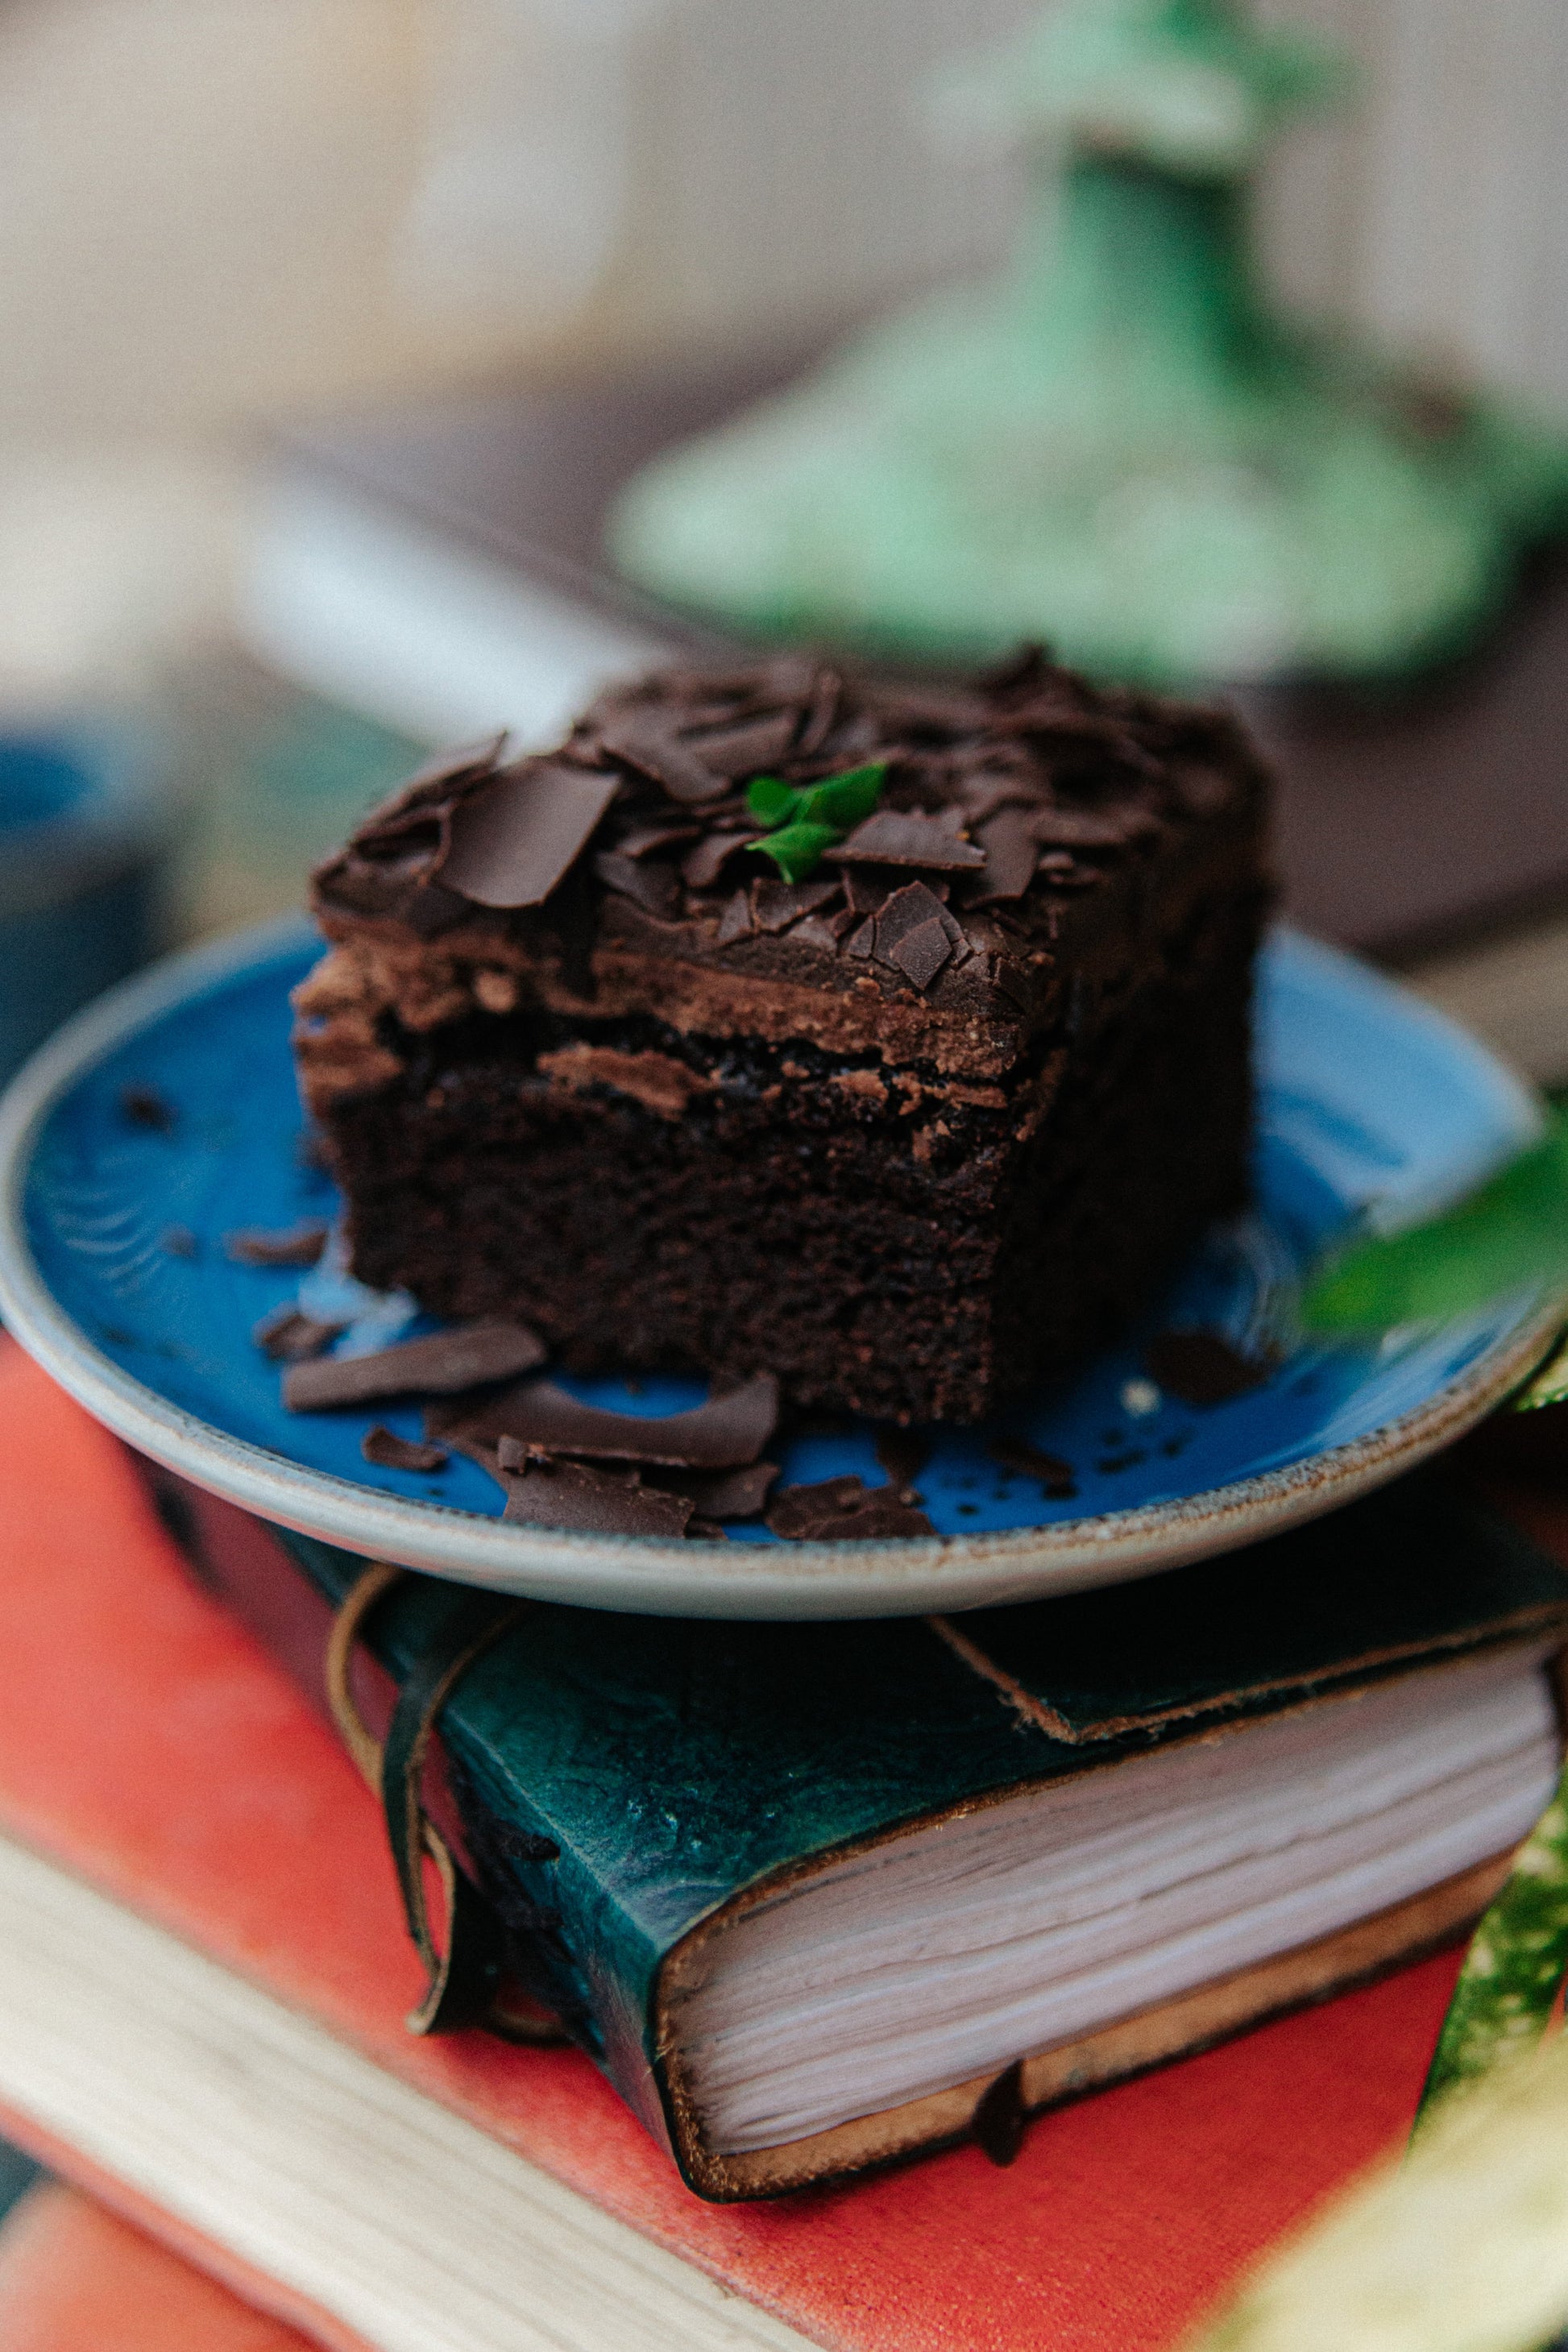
<box><xmin>662</xmin><ymin>1849</ymin><xmax>1516</xmax><ymax>2201</ymax></box>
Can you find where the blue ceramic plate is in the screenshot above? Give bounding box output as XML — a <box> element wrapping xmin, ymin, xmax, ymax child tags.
<box><xmin>0</xmin><ymin>918</ymin><xmax>1557</xmax><ymax>1620</ymax></box>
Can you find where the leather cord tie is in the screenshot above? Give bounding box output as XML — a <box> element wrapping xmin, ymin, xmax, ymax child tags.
<box><xmin>326</xmin><ymin>1562</ymin><xmax>566</xmax><ymax>2044</ymax></box>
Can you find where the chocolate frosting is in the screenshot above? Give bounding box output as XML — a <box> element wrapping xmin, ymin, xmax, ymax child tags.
<box><xmin>301</xmin><ymin>651</ymin><xmax>1271</xmax><ymax>1105</ymax></box>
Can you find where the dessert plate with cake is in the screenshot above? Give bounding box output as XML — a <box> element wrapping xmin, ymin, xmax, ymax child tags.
<box><xmin>0</xmin><ymin>655</ymin><xmax>1556</xmax><ymax>1617</ymax></box>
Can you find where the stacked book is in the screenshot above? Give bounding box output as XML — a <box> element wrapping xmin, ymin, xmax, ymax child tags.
<box><xmin>0</xmin><ymin>1329</ymin><xmax>1566</xmax><ymax>2350</ymax></box>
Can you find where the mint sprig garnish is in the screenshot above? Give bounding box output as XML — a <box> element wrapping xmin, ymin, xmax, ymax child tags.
<box><xmin>746</xmin><ymin>762</ymin><xmax>886</xmax><ymax>881</ymax></box>
<box><xmin>1300</xmin><ymin>1110</ymin><xmax>1568</xmax><ymax>1334</ymax></box>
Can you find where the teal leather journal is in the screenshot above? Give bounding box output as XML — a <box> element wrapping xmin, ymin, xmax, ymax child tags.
<box><xmin>147</xmin><ymin>1458</ymin><xmax>1568</xmax><ymax>2200</ymax></box>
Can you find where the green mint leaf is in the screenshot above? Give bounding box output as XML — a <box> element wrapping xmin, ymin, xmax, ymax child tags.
<box><xmin>746</xmin><ymin>776</ymin><xmax>801</xmax><ymax>828</ymax></box>
<box><xmin>795</xmin><ymin>763</ymin><xmax>886</xmax><ymax>832</ymax></box>
<box><xmin>1301</xmin><ymin>1114</ymin><xmax>1568</xmax><ymax>1333</ymax></box>
<box><xmin>756</xmin><ymin>822</ymin><xmax>841</xmax><ymax>882</ymax></box>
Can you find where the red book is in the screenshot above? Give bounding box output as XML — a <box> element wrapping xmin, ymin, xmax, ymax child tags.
<box><xmin>0</xmin><ymin>1335</ymin><xmax>1537</xmax><ymax>2352</ymax></box>
<box><xmin>0</xmin><ymin>2180</ymin><xmax>327</xmax><ymax>2352</ymax></box>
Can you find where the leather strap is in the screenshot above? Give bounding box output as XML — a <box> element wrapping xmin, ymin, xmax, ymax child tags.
<box><xmin>326</xmin><ymin>1562</ymin><xmax>567</xmax><ymax>2044</ymax></box>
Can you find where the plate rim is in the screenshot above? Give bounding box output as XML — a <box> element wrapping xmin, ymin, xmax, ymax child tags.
<box><xmin>0</xmin><ymin>915</ymin><xmax>1558</xmax><ymax>1621</ymax></box>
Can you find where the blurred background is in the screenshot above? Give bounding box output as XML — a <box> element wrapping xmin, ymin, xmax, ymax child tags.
<box><xmin>3</xmin><ymin>0</ymin><xmax>1568</xmax><ymax>1063</ymax></box>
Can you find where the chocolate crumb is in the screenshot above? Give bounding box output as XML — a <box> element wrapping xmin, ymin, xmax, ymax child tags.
<box><xmin>253</xmin><ymin>1305</ymin><xmax>346</xmax><ymax>1363</ymax></box>
<box><xmin>362</xmin><ymin>1425</ymin><xmax>449</xmax><ymax>1473</ymax></box>
<box><xmin>225</xmin><ymin>1221</ymin><xmax>330</xmax><ymax>1268</ymax></box>
<box><xmin>284</xmin><ymin>1316</ymin><xmax>548</xmax><ymax>1411</ymax></box>
<box><xmin>1146</xmin><ymin>1331</ymin><xmax>1270</xmax><ymax>1407</ymax></box>
<box><xmin>160</xmin><ymin>1225</ymin><xmax>198</xmax><ymax>1259</ymax></box>
<box><xmin>119</xmin><ymin>1085</ymin><xmax>175</xmax><ymax>1132</ymax></box>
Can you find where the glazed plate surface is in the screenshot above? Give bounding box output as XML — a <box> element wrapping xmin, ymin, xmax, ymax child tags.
<box><xmin>0</xmin><ymin>918</ymin><xmax>1556</xmax><ymax>1619</ymax></box>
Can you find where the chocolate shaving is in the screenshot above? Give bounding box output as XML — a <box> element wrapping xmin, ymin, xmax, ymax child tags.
<box><xmin>842</xmin><ymin>869</ymin><xmax>890</xmax><ymax>915</ymax></box>
<box><xmin>225</xmin><ymin>1221</ymin><xmax>329</xmax><ymax>1268</ymax></box>
<box><xmin>441</xmin><ymin>762</ymin><xmax>620</xmax><ymax>909</ymax></box>
<box><xmin>443</xmin><ymin>1371</ymin><xmax>779</xmax><ymax>1470</ymax></box>
<box><xmin>682</xmin><ymin>830</ymin><xmax>761</xmax><ymax>890</ymax></box>
<box><xmin>1026</xmin><ymin>804</ymin><xmax>1159</xmax><ymax>849</ymax></box>
<box><xmin>830</xmin><ymin>810</ymin><xmax>985</xmax><ymax>871</ymax></box>
<box><xmin>593</xmin><ymin>852</ymin><xmax>681</xmax><ymax>921</ymax></box>
<box><xmin>965</xmin><ymin>809</ymin><xmax>1039</xmax><ymax>903</ymax></box>
<box><xmin>715</xmin><ymin>888</ymin><xmax>753</xmax><ymax>944</ymax></box>
<box><xmin>362</xmin><ymin>1425</ymin><xmax>449</xmax><ymax>1473</ymax></box>
<box><xmin>615</xmin><ymin>821</ymin><xmax>701</xmax><ymax>860</ymax></box>
<box><xmin>501</xmin><ymin>1455</ymin><xmax>694</xmax><ymax>1539</ymax></box>
<box><xmin>684</xmin><ymin>713</ymin><xmax>797</xmax><ymax>776</ymax></box>
<box><xmin>253</xmin><ymin>1305</ymin><xmax>346</xmax><ymax>1363</ymax></box>
<box><xmin>766</xmin><ymin>1475</ymin><xmax>935</xmax><ymax>1541</ymax></box>
<box><xmin>119</xmin><ymin>1084</ymin><xmax>176</xmax><ymax>1133</ymax></box>
<box><xmin>795</xmin><ymin>666</ymin><xmax>844</xmax><ymax>756</ymax></box>
<box><xmin>888</xmin><ymin>917</ymin><xmax>952</xmax><ymax>991</ymax></box>
<box><xmin>873</xmin><ymin>879</ymin><xmax>945</xmax><ymax>945</ymax></box>
<box><xmin>284</xmin><ymin>1317</ymin><xmax>547</xmax><ymax>1412</ymax></box>
<box><xmin>661</xmin><ymin>1460</ymin><xmax>778</xmax><ymax>1520</ymax></box>
<box><xmin>751</xmin><ymin>877</ymin><xmax>840</xmax><ymax>935</ymax></box>
<box><xmin>598</xmin><ymin>717</ymin><xmax>731</xmax><ymax>805</ymax></box>
<box><xmin>1146</xmin><ymin>1331</ymin><xmax>1271</xmax><ymax>1407</ymax></box>
<box><xmin>989</xmin><ymin>1437</ymin><xmax>1077</xmax><ymax>1498</ymax></box>
<box><xmin>874</xmin><ymin>1429</ymin><xmax>931</xmax><ymax>1498</ymax></box>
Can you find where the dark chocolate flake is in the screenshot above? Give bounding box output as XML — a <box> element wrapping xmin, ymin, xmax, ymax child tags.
<box><xmin>989</xmin><ymin>1437</ymin><xmax>1077</xmax><ymax>1499</ymax></box>
<box><xmin>225</xmin><ymin>1221</ymin><xmax>329</xmax><ymax>1268</ymax></box>
<box><xmin>501</xmin><ymin>1456</ymin><xmax>694</xmax><ymax>1539</ymax></box>
<box><xmin>253</xmin><ymin>1305</ymin><xmax>346</xmax><ymax>1363</ymax></box>
<box><xmin>593</xmin><ymin>851</ymin><xmax>681</xmax><ymax>921</ymax></box>
<box><xmin>449</xmin><ymin>1372</ymin><xmax>779</xmax><ymax>1471</ymax></box>
<box><xmin>362</xmin><ymin>1426</ymin><xmax>449</xmax><ymax>1473</ymax></box>
<box><xmin>440</xmin><ymin>761</ymin><xmax>620</xmax><ymax>909</ymax></box>
<box><xmin>888</xmin><ymin>916</ymin><xmax>953</xmax><ymax>992</ymax></box>
<box><xmin>766</xmin><ymin>1475</ymin><xmax>935</xmax><ymax>1541</ymax></box>
<box><xmin>966</xmin><ymin>808</ymin><xmax>1039</xmax><ymax>903</ymax></box>
<box><xmin>715</xmin><ymin>888</ymin><xmax>753</xmax><ymax>945</ymax></box>
<box><xmin>660</xmin><ymin>1460</ymin><xmax>778</xmax><ymax>1521</ymax></box>
<box><xmin>683</xmin><ymin>713</ymin><xmax>797</xmax><ymax>777</ymax></box>
<box><xmin>615</xmin><ymin>820</ymin><xmax>700</xmax><ymax>860</ymax></box>
<box><xmin>284</xmin><ymin>1317</ymin><xmax>548</xmax><ymax>1412</ymax></box>
<box><xmin>597</xmin><ymin>716</ymin><xmax>731</xmax><ymax>806</ymax></box>
<box><xmin>751</xmin><ymin>877</ymin><xmax>840</xmax><ymax>935</ymax></box>
<box><xmin>829</xmin><ymin>809</ymin><xmax>985</xmax><ymax>871</ymax></box>
<box><xmin>1147</xmin><ymin>1331</ymin><xmax>1271</xmax><ymax>1407</ymax></box>
<box><xmin>682</xmin><ymin>830</ymin><xmax>761</xmax><ymax>891</ymax></box>
<box><xmin>1027</xmin><ymin>803</ymin><xmax>1160</xmax><ymax>849</ymax></box>
<box><xmin>874</xmin><ymin>1428</ymin><xmax>931</xmax><ymax>1498</ymax></box>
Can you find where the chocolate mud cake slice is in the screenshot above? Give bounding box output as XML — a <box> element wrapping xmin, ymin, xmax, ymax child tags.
<box><xmin>293</xmin><ymin>652</ymin><xmax>1272</xmax><ymax>1425</ymax></box>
